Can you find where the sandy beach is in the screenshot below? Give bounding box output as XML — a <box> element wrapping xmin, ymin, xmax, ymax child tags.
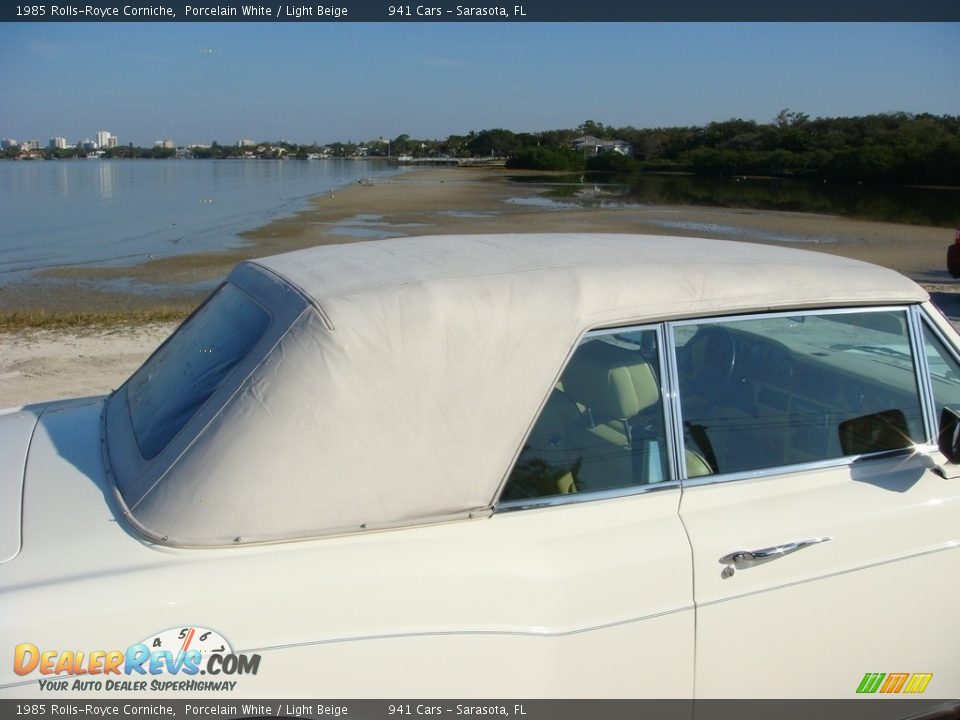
<box><xmin>1</xmin><ymin>165</ymin><xmax>957</xmax><ymax>408</ymax></box>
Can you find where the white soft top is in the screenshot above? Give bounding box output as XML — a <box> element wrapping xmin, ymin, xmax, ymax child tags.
<box><xmin>112</xmin><ymin>234</ymin><xmax>928</xmax><ymax>546</ymax></box>
<box><xmin>254</xmin><ymin>233</ymin><xmax>925</xmax><ymax>326</ymax></box>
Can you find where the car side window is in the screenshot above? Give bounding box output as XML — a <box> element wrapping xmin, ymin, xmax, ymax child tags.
<box><xmin>501</xmin><ymin>328</ymin><xmax>669</xmax><ymax>502</ymax></box>
<box><xmin>921</xmin><ymin>321</ymin><xmax>960</xmax><ymax>420</ymax></box>
<box><xmin>673</xmin><ymin>309</ymin><xmax>926</xmax><ymax>477</ymax></box>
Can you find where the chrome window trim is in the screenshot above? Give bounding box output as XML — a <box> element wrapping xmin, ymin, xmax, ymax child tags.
<box><xmin>657</xmin><ymin>324</ymin><xmax>682</xmax><ymax>483</ymax></box>
<box><xmin>496</xmin><ymin>478</ymin><xmax>681</xmax><ymax>513</ymax></box>
<box><xmin>909</xmin><ymin>305</ymin><xmax>938</xmax><ymax>443</ymax></box>
<box><xmin>663</xmin><ymin>322</ymin><xmax>688</xmax><ymax>480</ymax></box>
<box><xmin>668</xmin><ymin>304</ymin><xmax>916</xmax><ymax>329</ymax></box>
<box><xmin>679</xmin><ymin>443</ymin><xmax>938</xmax><ymax>489</ymax></box>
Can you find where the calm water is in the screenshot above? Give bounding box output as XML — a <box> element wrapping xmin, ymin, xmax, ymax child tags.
<box><xmin>514</xmin><ymin>173</ymin><xmax>960</xmax><ymax>228</ymax></box>
<box><xmin>0</xmin><ymin>159</ymin><xmax>400</xmax><ymax>286</ymax></box>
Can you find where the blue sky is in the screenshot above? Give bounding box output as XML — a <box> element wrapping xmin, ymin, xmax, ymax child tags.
<box><xmin>2</xmin><ymin>22</ymin><xmax>958</xmax><ymax>146</ymax></box>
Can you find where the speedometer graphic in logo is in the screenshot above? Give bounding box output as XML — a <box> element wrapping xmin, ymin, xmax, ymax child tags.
<box><xmin>141</xmin><ymin>626</ymin><xmax>232</xmax><ymax>656</ymax></box>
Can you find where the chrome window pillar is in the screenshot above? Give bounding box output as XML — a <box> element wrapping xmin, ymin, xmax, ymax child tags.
<box><xmin>661</xmin><ymin>322</ymin><xmax>688</xmax><ymax>482</ymax></box>
<box><xmin>908</xmin><ymin>305</ymin><xmax>938</xmax><ymax>444</ymax></box>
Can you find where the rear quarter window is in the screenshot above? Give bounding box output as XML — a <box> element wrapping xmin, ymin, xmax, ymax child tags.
<box><xmin>127</xmin><ymin>283</ymin><xmax>271</xmax><ymax>459</ymax></box>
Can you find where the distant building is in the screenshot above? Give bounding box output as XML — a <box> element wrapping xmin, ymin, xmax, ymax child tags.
<box><xmin>572</xmin><ymin>135</ymin><xmax>633</xmax><ymax>156</ymax></box>
<box><xmin>78</xmin><ymin>139</ymin><xmax>97</xmax><ymax>151</ymax></box>
<box><xmin>24</xmin><ymin>139</ymin><xmax>41</xmax><ymax>151</ymax></box>
<box><xmin>238</xmin><ymin>139</ymin><xmax>256</xmax><ymax>147</ymax></box>
<box><xmin>49</xmin><ymin>137</ymin><xmax>68</xmax><ymax>150</ymax></box>
<box><xmin>154</xmin><ymin>139</ymin><xmax>176</xmax><ymax>149</ymax></box>
<box><xmin>1</xmin><ymin>138</ymin><xmax>17</xmax><ymax>150</ymax></box>
<box><xmin>94</xmin><ymin>130</ymin><xmax>119</xmax><ymax>148</ymax></box>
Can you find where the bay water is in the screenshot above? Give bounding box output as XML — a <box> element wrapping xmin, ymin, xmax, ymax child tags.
<box><xmin>0</xmin><ymin>158</ymin><xmax>400</xmax><ymax>287</ymax></box>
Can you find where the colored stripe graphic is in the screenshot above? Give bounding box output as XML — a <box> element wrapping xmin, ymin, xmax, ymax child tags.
<box><xmin>904</xmin><ymin>673</ymin><xmax>933</xmax><ymax>694</ymax></box>
<box><xmin>857</xmin><ymin>672</ymin><xmax>933</xmax><ymax>694</ymax></box>
<box><xmin>880</xmin><ymin>673</ymin><xmax>909</xmax><ymax>693</ymax></box>
<box><xmin>857</xmin><ymin>673</ymin><xmax>886</xmax><ymax>694</ymax></box>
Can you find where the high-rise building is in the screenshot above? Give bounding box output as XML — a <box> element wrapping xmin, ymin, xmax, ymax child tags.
<box><xmin>24</xmin><ymin>139</ymin><xmax>41</xmax><ymax>151</ymax></box>
<box><xmin>49</xmin><ymin>137</ymin><xmax>68</xmax><ymax>149</ymax></box>
<box><xmin>95</xmin><ymin>130</ymin><xmax>119</xmax><ymax>148</ymax></box>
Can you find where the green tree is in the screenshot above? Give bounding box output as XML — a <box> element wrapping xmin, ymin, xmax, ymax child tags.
<box><xmin>506</xmin><ymin>147</ymin><xmax>585</xmax><ymax>171</ymax></box>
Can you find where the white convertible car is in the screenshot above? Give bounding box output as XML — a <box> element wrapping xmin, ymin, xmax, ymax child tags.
<box><xmin>2</xmin><ymin>234</ymin><xmax>959</xmax><ymax>700</ymax></box>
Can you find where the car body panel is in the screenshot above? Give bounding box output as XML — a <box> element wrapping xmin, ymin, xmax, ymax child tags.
<box><xmin>4</xmin><ymin>397</ymin><xmax>694</xmax><ymax>697</ymax></box>
<box><xmin>681</xmin><ymin>455</ymin><xmax>960</xmax><ymax>698</ymax></box>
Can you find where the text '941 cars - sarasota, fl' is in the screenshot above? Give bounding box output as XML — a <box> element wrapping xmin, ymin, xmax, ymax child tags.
<box><xmin>1</xmin><ymin>233</ymin><xmax>959</xmax><ymax>701</ymax></box>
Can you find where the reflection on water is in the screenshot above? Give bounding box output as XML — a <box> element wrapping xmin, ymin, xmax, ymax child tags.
<box><xmin>505</xmin><ymin>196</ymin><xmax>580</xmax><ymax>211</ymax></box>
<box><xmin>647</xmin><ymin>219</ymin><xmax>836</xmax><ymax>245</ymax></box>
<box><xmin>0</xmin><ymin>159</ymin><xmax>402</xmax><ymax>285</ymax></box>
<box><xmin>98</xmin><ymin>162</ymin><xmax>115</xmax><ymax>201</ymax></box>
<box><xmin>54</xmin><ymin>163</ymin><xmax>69</xmax><ymax>197</ymax></box>
<box><xmin>325</xmin><ymin>214</ymin><xmax>428</xmax><ymax>239</ymax></box>
<box><xmin>435</xmin><ymin>210</ymin><xmax>502</xmax><ymax>218</ymax></box>
<box><xmin>512</xmin><ymin>173</ymin><xmax>960</xmax><ymax>228</ymax></box>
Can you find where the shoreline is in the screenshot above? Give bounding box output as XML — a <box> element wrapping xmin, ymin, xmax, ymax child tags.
<box><xmin>1</xmin><ymin>164</ymin><xmax>957</xmax><ymax>323</ymax></box>
<box><xmin>2</xmin><ymin>164</ymin><xmax>959</xmax><ymax>405</ymax></box>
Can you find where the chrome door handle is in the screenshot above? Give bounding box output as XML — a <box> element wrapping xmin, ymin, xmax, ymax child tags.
<box><xmin>719</xmin><ymin>536</ymin><xmax>832</xmax><ymax>568</ymax></box>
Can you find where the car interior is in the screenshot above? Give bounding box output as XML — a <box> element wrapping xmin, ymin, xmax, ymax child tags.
<box><xmin>502</xmin><ymin>310</ymin><xmax>931</xmax><ymax>503</ymax></box>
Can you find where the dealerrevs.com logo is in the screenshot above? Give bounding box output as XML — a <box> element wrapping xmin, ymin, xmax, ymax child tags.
<box><xmin>13</xmin><ymin>626</ymin><xmax>260</xmax><ymax>692</ymax></box>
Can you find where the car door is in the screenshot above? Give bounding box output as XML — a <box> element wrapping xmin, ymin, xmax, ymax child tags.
<box><xmin>671</xmin><ymin>306</ymin><xmax>960</xmax><ymax>698</ymax></box>
<box><xmin>494</xmin><ymin>325</ymin><xmax>696</xmax><ymax>698</ymax></box>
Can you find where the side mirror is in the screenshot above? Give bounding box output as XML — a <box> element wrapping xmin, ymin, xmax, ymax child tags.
<box><xmin>939</xmin><ymin>407</ymin><xmax>960</xmax><ymax>464</ymax></box>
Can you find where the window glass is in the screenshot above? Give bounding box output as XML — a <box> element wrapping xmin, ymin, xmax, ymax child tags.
<box><xmin>127</xmin><ymin>283</ymin><xmax>271</xmax><ymax>459</ymax></box>
<box><xmin>674</xmin><ymin>310</ymin><xmax>925</xmax><ymax>476</ymax></box>
<box><xmin>501</xmin><ymin>328</ymin><xmax>669</xmax><ymax>502</ymax></box>
<box><xmin>921</xmin><ymin>321</ymin><xmax>960</xmax><ymax>420</ymax></box>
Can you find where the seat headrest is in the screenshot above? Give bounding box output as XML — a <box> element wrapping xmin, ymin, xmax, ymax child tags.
<box><xmin>560</xmin><ymin>340</ymin><xmax>660</xmax><ymax>422</ymax></box>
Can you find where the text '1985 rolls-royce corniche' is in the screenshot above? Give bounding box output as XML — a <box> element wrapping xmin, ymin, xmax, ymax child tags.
<box><xmin>2</xmin><ymin>234</ymin><xmax>959</xmax><ymax>705</ymax></box>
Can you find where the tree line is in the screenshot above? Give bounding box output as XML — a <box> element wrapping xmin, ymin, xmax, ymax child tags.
<box><xmin>501</xmin><ymin>112</ymin><xmax>960</xmax><ymax>185</ymax></box>
<box><xmin>378</xmin><ymin>113</ymin><xmax>960</xmax><ymax>185</ymax></box>
<box><xmin>7</xmin><ymin>112</ymin><xmax>958</xmax><ymax>186</ymax></box>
